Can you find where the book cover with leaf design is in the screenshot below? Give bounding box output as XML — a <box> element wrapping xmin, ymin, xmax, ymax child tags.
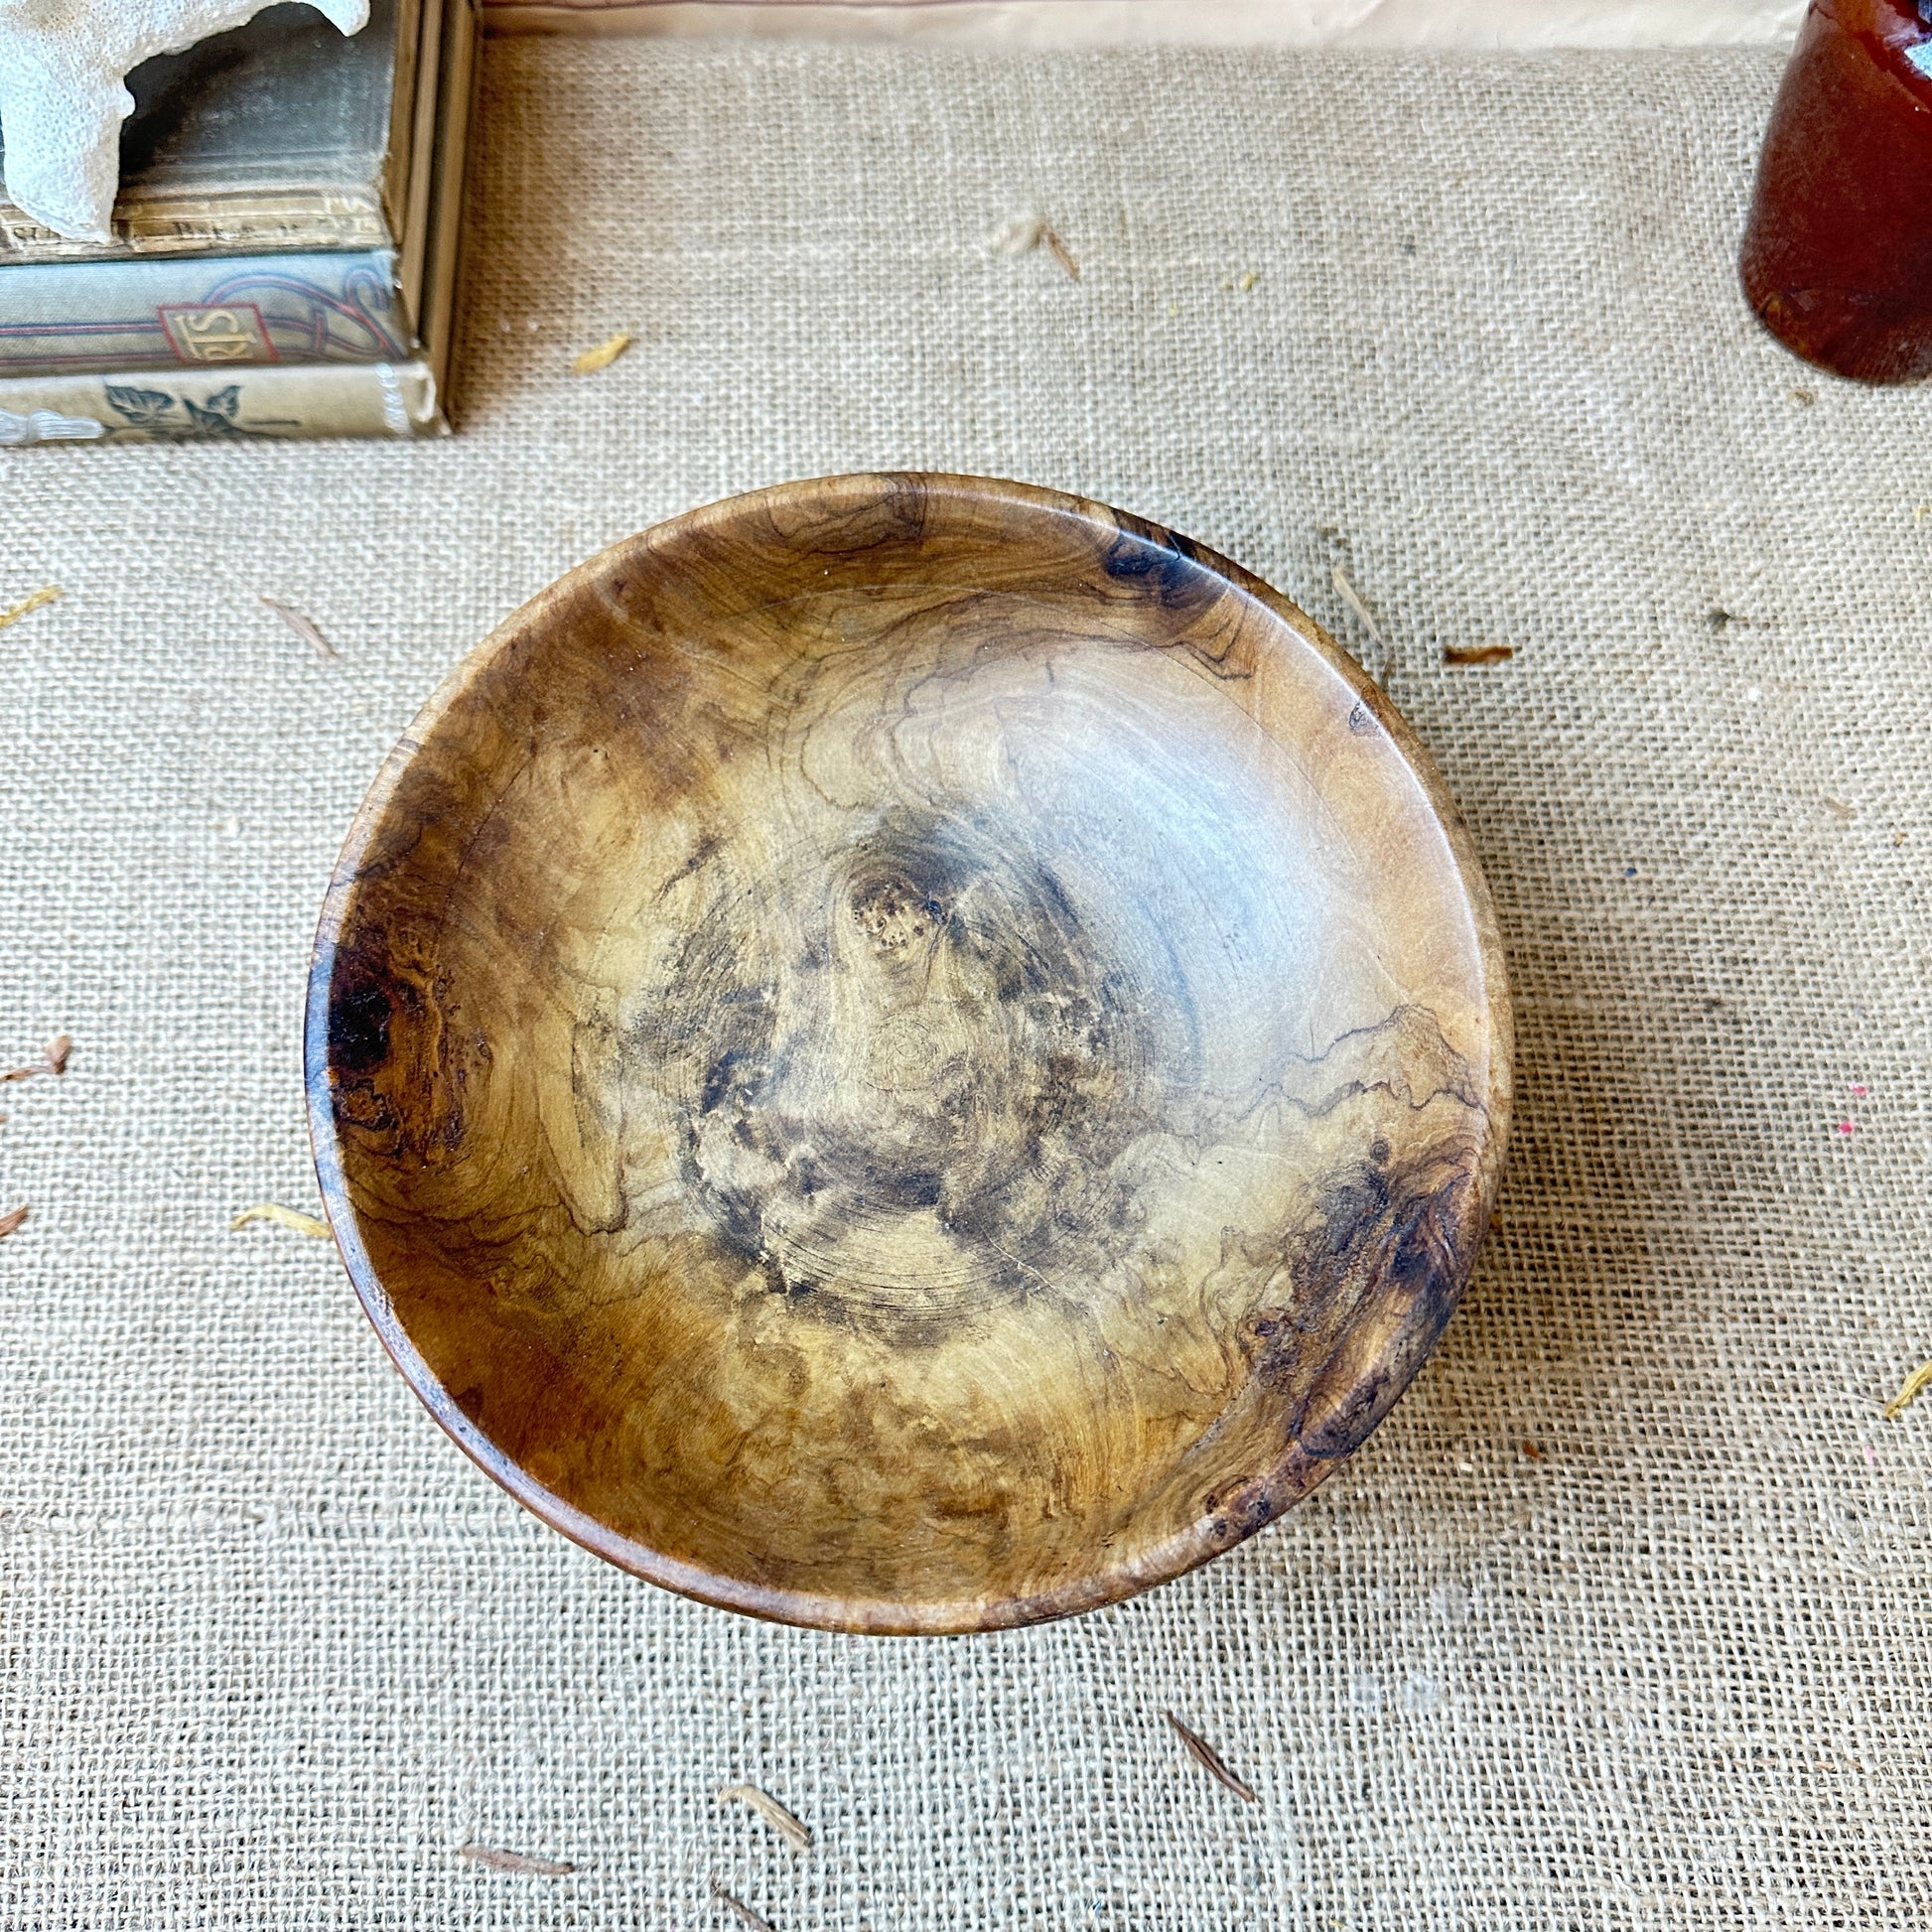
<box><xmin>0</xmin><ymin>359</ymin><xmax>442</xmax><ymax>443</ymax></box>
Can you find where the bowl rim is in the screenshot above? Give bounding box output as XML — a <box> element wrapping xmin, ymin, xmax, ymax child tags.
<box><xmin>305</xmin><ymin>470</ymin><xmax>1514</xmax><ymax>1634</ymax></box>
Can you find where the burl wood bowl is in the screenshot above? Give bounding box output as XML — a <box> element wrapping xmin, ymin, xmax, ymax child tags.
<box><xmin>308</xmin><ymin>474</ymin><xmax>1511</xmax><ymax>1633</ymax></box>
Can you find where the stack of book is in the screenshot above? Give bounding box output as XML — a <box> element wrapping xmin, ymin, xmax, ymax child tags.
<box><xmin>0</xmin><ymin>0</ymin><xmax>479</xmax><ymax>448</ymax></box>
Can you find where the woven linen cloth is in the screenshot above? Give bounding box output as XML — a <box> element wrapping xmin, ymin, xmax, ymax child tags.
<box><xmin>4</xmin><ymin>36</ymin><xmax>1930</xmax><ymax>1930</ymax></box>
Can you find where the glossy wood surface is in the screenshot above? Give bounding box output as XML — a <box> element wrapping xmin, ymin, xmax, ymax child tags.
<box><xmin>307</xmin><ymin>474</ymin><xmax>1512</xmax><ymax>1632</ymax></box>
<box><xmin>1740</xmin><ymin>0</ymin><xmax>1932</xmax><ymax>383</ymax></box>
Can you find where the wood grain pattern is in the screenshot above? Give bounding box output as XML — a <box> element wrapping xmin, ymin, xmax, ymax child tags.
<box><xmin>306</xmin><ymin>473</ymin><xmax>1512</xmax><ymax>1632</ymax></box>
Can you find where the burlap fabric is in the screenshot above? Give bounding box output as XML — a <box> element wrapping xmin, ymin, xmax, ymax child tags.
<box><xmin>4</xmin><ymin>38</ymin><xmax>1927</xmax><ymax>1929</ymax></box>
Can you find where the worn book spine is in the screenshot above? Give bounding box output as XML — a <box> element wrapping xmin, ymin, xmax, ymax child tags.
<box><xmin>0</xmin><ymin>358</ymin><xmax>445</xmax><ymax>446</ymax></box>
<box><xmin>0</xmin><ymin>190</ymin><xmax>392</xmax><ymax>265</ymax></box>
<box><xmin>0</xmin><ymin>0</ymin><xmax>416</xmax><ymax>266</ymax></box>
<box><xmin>0</xmin><ymin>251</ymin><xmax>411</xmax><ymax>377</ymax></box>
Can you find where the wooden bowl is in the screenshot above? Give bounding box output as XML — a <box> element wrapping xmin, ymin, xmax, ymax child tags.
<box><xmin>307</xmin><ymin>474</ymin><xmax>1511</xmax><ymax>1633</ymax></box>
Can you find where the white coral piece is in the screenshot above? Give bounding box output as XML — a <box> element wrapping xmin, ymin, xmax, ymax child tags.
<box><xmin>0</xmin><ymin>0</ymin><xmax>368</xmax><ymax>240</ymax></box>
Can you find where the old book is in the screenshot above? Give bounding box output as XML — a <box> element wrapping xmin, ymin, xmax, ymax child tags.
<box><xmin>0</xmin><ymin>0</ymin><xmax>477</xmax><ymax>441</ymax></box>
<box><xmin>0</xmin><ymin>249</ymin><xmax>409</xmax><ymax>376</ymax></box>
<box><xmin>0</xmin><ymin>0</ymin><xmax>422</xmax><ymax>264</ymax></box>
<box><xmin>0</xmin><ymin>358</ymin><xmax>444</xmax><ymax>444</ymax></box>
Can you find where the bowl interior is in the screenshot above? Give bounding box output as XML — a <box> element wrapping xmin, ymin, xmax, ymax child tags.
<box><xmin>310</xmin><ymin>475</ymin><xmax>1509</xmax><ymax>1631</ymax></box>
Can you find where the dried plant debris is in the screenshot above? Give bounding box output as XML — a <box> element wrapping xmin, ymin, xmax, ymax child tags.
<box><xmin>1882</xmin><ymin>1359</ymin><xmax>1932</xmax><ymax>1421</ymax></box>
<box><xmin>1330</xmin><ymin>565</ymin><xmax>1393</xmax><ymax>685</ymax></box>
<box><xmin>230</xmin><ymin>1202</ymin><xmax>331</xmax><ymax>1239</ymax></box>
<box><xmin>987</xmin><ymin>213</ymin><xmax>1038</xmax><ymax>254</ymax></box>
<box><xmin>716</xmin><ymin>1783</ymin><xmax>812</xmax><ymax>1852</ymax></box>
<box><xmin>458</xmin><ymin>1843</ymin><xmax>577</xmax><ymax>1875</ymax></box>
<box><xmin>573</xmin><ymin>331</ymin><xmax>631</xmax><ymax>375</ymax></box>
<box><xmin>1445</xmin><ymin>644</ymin><xmax>1514</xmax><ymax>665</ymax></box>
<box><xmin>2</xmin><ymin>1033</ymin><xmax>70</xmax><ymax>1082</ymax></box>
<box><xmin>1166</xmin><ymin>1712</ymin><xmax>1259</xmax><ymax>1804</ymax></box>
<box><xmin>260</xmin><ymin>594</ymin><xmax>338</xmax><ymax>659</ymax></box>
<box><xmin>711</xmin><ymin>1878</ymin><xmax>778</xmax><ymax>1932</ymax></box>
<box><xmin>0</xmin><ymin>584</ymin><xmax>62</xmax><ymax>631</ymax></box>
<box><xmin>0</xmin><ymin>1204</ymin><xmax>27</xmax><ymax>1240</ymax></box>
<box><xmin>986</xmin><ymin>213</ymin><xmax>1080</xmax><ymax>281</ymax></box>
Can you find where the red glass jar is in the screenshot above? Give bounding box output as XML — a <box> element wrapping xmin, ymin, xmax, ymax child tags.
<box><xmin>1740</xmin><ymin>0</ymin><xmax>1932</xmax><ymax>382</ymax></box>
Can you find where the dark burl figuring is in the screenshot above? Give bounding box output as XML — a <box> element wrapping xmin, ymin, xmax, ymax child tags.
<box><xmin>307</xmin><ymin>474</ymin><xmax>1512</xmax><ymax>1632</ymax></box>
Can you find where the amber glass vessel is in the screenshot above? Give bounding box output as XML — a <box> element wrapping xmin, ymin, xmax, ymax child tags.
<box><xmin>1740</xmin><ymin>0</ymin><xmax>1932</xmax><ymax>382</ymax></box>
